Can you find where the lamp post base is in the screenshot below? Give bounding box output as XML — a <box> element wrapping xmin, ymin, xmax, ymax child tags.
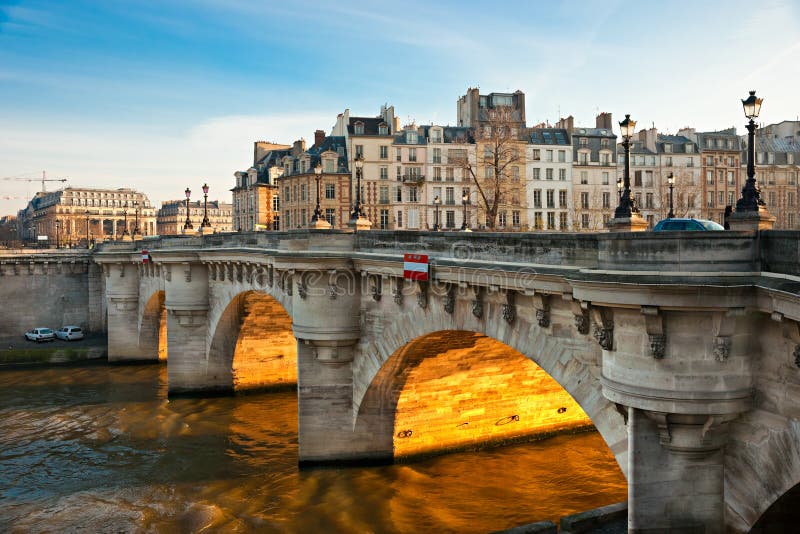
<box><xmin>727</xmin><ymin>207</ymin><xmax>776</xmax><ymax>231</ymax></box>
<box><xmin>347</xmin><ymin>216</ymin><xmax>372</xmax><ymax>231</ymax></box>
<box><xmin>607</xmin><ymin>214</ymin><xmax>649</xmax><ymax>233</ymax></box>
<box><xmin>197</xmin><ymin>226</ymin><xmax>212</xmax><ymax>235</ymax></box>
<box><xmin>309</xmin><ymin>218</ymin><xmax>332</xmax><ymax>230</ymax></box>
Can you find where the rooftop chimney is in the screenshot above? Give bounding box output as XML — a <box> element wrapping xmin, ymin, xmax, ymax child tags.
<box><xmin>596</xmin><ymin>112</ymin><xmax>613</xmax><ymax>130</ymax></box>
<box><xmin>314</xmin><ymin>129</ymin><xmax>325</xmax><ymax>148</ymax></box>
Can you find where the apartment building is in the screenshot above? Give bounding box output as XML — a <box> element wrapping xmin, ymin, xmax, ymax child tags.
<box><xmin>421</xmin><ymin>125</ymin><xmax>475</xmax><ymax>230</ymax></box>
<box><xmin>232</xmin><ymin>141</ymin><xmax>289</xmax><ymax>231</ymax></box>
<box><xmin>156</xmin><ymin>199</ymin><xmax>233</xmax><ymax>235</ymax></box>
<box><xmin>527</xmin><ymin>127</ymin><xmax>572</xmax><ymax>231</ymax></box>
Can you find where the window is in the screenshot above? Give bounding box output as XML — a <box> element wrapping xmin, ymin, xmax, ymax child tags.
<box><xmin>728</xmin><ymin>156</ymin><xmax>736</xmax><ymax>167</ymax></box>
<box><xmin>324</xmin><ymin>159</ymin><xmax>335</xmax><ymax>173</ymax></box>
<box><xmin>688</xmin><ymin>194</ymin><xmax>696</xmax><ymax>208</ymax></box>
<box><xmin>533</xmin><ymin>190</ymin><xmax>542</xmax><ymax>208</ymax></box>
<box><xmin>546</xmin><ymin>190</ymin><xmax>555</xmax><ymax>208</ymax></box>
<box><xmin>559</xmin><ymin>190</ymin><xmax>568</xmax><ymax>208</ymax></box>
<box><xmin>727</xmin><ymin>192</ymin><xmax>735</xmax><ymax>206</ymax></box>
<box><xmin>407</xmin><ymin>131</ymin><xmax>418</xmax><ymax>144</ymax></box>
<box><xmin>533</xmin><ymin>168</ymin><xmax>541</xmax><ymax>180</ymax></box>
<box><xmin>558</xmin><ymin>150</ymin><xmax>566</xmax><ymax>163</ymax></box>
<box><xmin>664</xmin><ymin>143</ymin><xmax>672</xmax><ymax>153</ymax></box>
<box><xmin>396</xmin><ymin>148</ymin><xmax>402</xmax><ymax>161</ymax></box>
<box><xmin>547</xmin><ymin>212</ymin><xmax>555</xmax><ymax>230</ymax></box>
<box><xmin>581</xmin><ymin>214</ymin><xmax>589</xmax><ymax>229</ymax></box>
<box><xmin>559</xmin><ymin>168</ymin><xmax>566</xmax><ymax>181</ymax></box>
<box><xmin>687</xmin><ymin>158</ymin><xmax>694</xmax><ymax>167</ymax></box>
<box><xmin>686</xmin><ymin>144</ymin><xmax>693</xmax><ymax>153</ymax></box>
<box><xmin>395</xmin><ymin>186</ymin><xmax>402</xmax><ymax>202</ymax></box>
<box><xmin>355</xmin><ymin>122</ymin><xmax>364</xmax><ymax>135</ymax></box>
<box><xmin>512</xmin><ymin>211</ymin><xmax>521</xmax><ymax>227</ymax></box>
<box><xmin>380</xmin><ymin>146</ymin><xmax>388</xmax><ymax>159</ymax></box>
<box><xmin>757</xmin><ymin>152</ymin><xmax>765</xmax><ymax>164</ymax></box>
<box><xmin>408</xmin><ymin>148</ymin><xmax>417</xmax><ymax>162</ymax></box>
<box><xmin>546</xmin><ymin>150</ymin><xmax>553</xmax><ymax>162</ymax></box>
<box><xmin>635</xmin><ymin>193</ymin><xmax>642</xmax><ymax>207</ymax></box>
<box><xmin>408</xmin><ymin>187</ymin><xmax>418</xmax><ymax>203</ymax></box>
<box><xmin>707</xmin><ymin>192</ymin><xmax>714</xmax><ymax>208</ymax></box>
<box><xmin>706</xmin><ymin>156</ymin><xmax>714</xmax><ymax>166</ymax></box>
<box><xmin>559</xmin><ymin>212</ymin><xmax>568</xmax><ymax>230</ymax></box>
<box><xmin>645</xmin><ymin>171</ymin><xmax>653</xmax><ymax>187</ymax></box>
<box><xmin>666</xmin><ymin>156</ymin><xmax>673</xmax><ymax>167</ymax></box>
<box><xmin>445</xmin><ymin>187</ymin><xmax>455</xmax><ymax>205</ymax></box>
<box><xmin>397</xmin><ymin>210</ymin><xmax>403</xmax><ymax>228</ymax></box>
<box><xmin>580</xmin><ymin>171</ymin><xmax>588</xmax><ymax>184</ymax></box>
<box><xmin>380</xmin><ymin>209</ymin><xmax>389</xmax><ymax>229</ymax></box>
<box><xmin>634</xmin><ymin>170</ymin><xmax>642</xmax><ymax>187</ymax></box>
<box><xmin>485</xmin><ymin>167</ymin><xmax>494</xmax><ymax>179</ymax></box>
<box><xmin>789</xmin><ymin>193</ymin><xmax>797</xmax><ymax>208</ymax></box>
<box><xmin>380</xmin><ymin>166</ymin><xmax>388</xmax><ymax>180</ymax></box>
<box><xmin>445</xmin><ymin>210</ymin><xmax>455</xmax><ymax>229</ymax></box>
<box><xmin>379</xmin><ymin>124</ymin><xmax>388</xmax><ymax>135</ymax></box>
<box><xmin>300</xmin><ymin>184</ymin><xmax>307</xmax><ymax>201</ymax></box>
<box><xmin>546</xmin><ymin>168</ymin><xmax>553</xmax><ymax>180</ymax></box>
<box><xmin>727</xmin><ymin>171</ymin><xmax>735</xmax><ymax>185</ymax></box>
<box><xmin>431</xmin><ymin>129</ymin><xmax>442</xmax><ymax>143</ymax></box>
<box><xmin>325</xmin><ymin>208</ymin><xmax>335</xmax><ymax>226</ymax></box>
<box><xmin>533</xmin><ymin>212</ymin><xmax>542</xmax><ymax>229</ymax></box>
<box><xmin>706</xmin><ymin>170</ymin><xmax>714</xmax><ymax>185</ymax></box>
<box><xmin>602</xmin><ymin>192</ymin><xmax>610</xmax><ymax>209</ymax></box>
<box><xmin>646</xmin><ymin>193</ymin><xmax>654</xmax><ymax>209</ymax></box>
<box><xmin>512</xmin><ymin>166</ymin><xmax>520</xmax><ymax>181</ymax></box>
<box><xmin>602</xmin><ymin>172</ymin><xmax>609</xmax><ymax>185</ymax></box>
<box><xmin>769</xmin><ymin>192</ymin><xmax>776</xmax><ymax>205</ymax></box>
<box><xmin>355</xmin><ymin>145</ymin><xmax>364</xmax><ymax>157</ymax></box>
<box><xmin>446</xmin><ymin>167</ymin><xmax>455</xmax><ymax>181</ymax></box>
<box><xmin>433</xmin><ymin>167</ymin><xmax>442</xmax><ymax>181</ymax></box>
<box><xmin>499</xmin><ymin>211</ymin><xmax>507</xmax><ymax>227</ymax></box>
<box><xmin>601</xmin><ymin>153</ymin><xmax>610</xmax><ymax>166</ymax></box>
<box><xmin>532</xmin><ymin>149</ymin><xmax>541</xmax><ymax>161</ymax></box>
<box><xmin>578</xmin><ymin>153</ymin><xmax>588</xmax><ymax>165</ymax></box>
<box><xmin>581</xmin><ymin>192</ymin><xmax>589</xmax><ymax>209</ymax></box>
<box><xmin>325</xmin><ymin>183</ymin><xmax>335</xmax><ymax>199</ymax></box>
<box><xmin>580</xmin><ymin>138</ymin><xmax>588</xmax><ymax>147</ymax></box>
<box><xmin>768</xmin><ymin>152</ymin><xmax>775</xmax><ymax>164</ymax></box>
<box><xmin>379</xmin><ymin>186</ymin><xmax>389</xmax><ymax>204</ymax></box>
<box><xmin>433</xmin><ymin>148</ymin><xmax>442</xmax><ymax>163</ymax></box>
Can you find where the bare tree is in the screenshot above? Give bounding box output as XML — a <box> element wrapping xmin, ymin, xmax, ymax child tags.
<box><xmin>450</xmin><ymin>108</ymin><xmax>524</xmax><ymax>230</ymax></box>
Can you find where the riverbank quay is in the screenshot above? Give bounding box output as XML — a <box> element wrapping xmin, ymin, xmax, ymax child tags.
<box><xmin>495</xmin><ymin>502</ymin><xmax>626</xmax><ymax>534</ymax></box>
<box><xmin>0</xmin><ymin>334</ymin><xmax>107</xmax><ymax>366</ymax></box>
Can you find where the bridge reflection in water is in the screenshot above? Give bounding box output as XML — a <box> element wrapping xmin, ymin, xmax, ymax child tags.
<box><xmin>0</xmin><ymin>364</ymin><xmax>626</xmax><ymax>533</ymax></box>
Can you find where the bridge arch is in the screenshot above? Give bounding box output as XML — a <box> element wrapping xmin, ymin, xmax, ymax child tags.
<box><xmin>352</xmin><ymin>295</ymin><xmax>628</xmax><ymax>472</ymax></box>
<box><xmin>207</xmin><ymin>290</ymin><xmax>296</xmax><ymax>393</ymax></box>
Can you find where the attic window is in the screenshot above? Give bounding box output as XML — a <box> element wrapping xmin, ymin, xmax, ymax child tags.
<box><xmin>686</xmin><ymin>144</ymin><xmax>693</xmax><ymax>153</ymax></box>
<box><xmin>355</xmin><ymin>122</ymin><xmax>364</xmax><ymax>135</ymax></box>
<box><xmin>407</xmin><ymin>131</ymin><xmax>418</xmax><ymax>144</ymax></box>
<box><xmin>379</xmin><ymin>123</ymin><xmax>388</xmax><ymax>135</ymax></box>
<box><xmin>337</xmin><ymin>147</ymin><xmax>344</xmax><ymax>157</ymax></box>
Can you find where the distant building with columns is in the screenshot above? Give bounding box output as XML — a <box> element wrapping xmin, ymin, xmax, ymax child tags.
<box><xmin>17</xmin><ymin>187</ymin><xmax>156</xmax><ymax>244</ymax></box>
<box><xmin>156</xmin><ymin>199</ymin><xmax>233</xmax><ymax>235</ymax></box>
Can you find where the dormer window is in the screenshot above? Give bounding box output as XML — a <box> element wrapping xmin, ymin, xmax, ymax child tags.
<box><xmin>324</xmin><ymin>158</ymin><xmax>335</xmax><ymax>173</ymax></box>
<box><xmin>431</xmin><ymin>128</ymin><xmax>442</xmax><ymax>143</ymax></box>
<box><xmin>686</xmin><ymin>144</ymin><xmax>693</xmax><ymax>153</ymax></box>
<box><xmin>379</xmin><ymin>123</ymin><xmax>388</xmax><ymax>135</ymax></box>
<box><xmin>354</xmin><ymin>121</ymin><xmax>364</xmax><ymax>135</ymax></box>
<box><xmin>407</xmin><ymin>131</ymin><xmax>418</xmax><ymax>144</ymax></box>
<box><xmin>664</xmin><ymin>143</ymin><xmax>672</xmax><ymax>153</ymax></box>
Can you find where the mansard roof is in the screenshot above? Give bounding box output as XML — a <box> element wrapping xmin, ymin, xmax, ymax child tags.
<box><xmin>347</xmin><ymin>116</ymin><xmax>391</xmax><ymax>136</ymax></box>
<box><xmin>528</xmin><ymin>128</ymin><xmax>570</xmax><ymax>145</ymax></box>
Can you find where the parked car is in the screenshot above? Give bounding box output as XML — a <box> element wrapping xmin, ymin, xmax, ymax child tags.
<box><xmin>55</xmin><ymin>326</ymin><xmax>85</xmax><ymax>341</ymax></box>
<box><xmin>25</xmin><ymin>328</ymin><xmax>55</xmax><ymax>342</ymax></box>
<box><xmin>653</xmin><ymin>218</ymin><xmax>725</xmax><ymax>232</ymax></box>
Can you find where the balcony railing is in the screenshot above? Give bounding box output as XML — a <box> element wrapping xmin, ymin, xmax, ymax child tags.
<box><xmin>402</xmin><ymin>174</ymin><xmax>425</xmax><ymax>184</ymax></box>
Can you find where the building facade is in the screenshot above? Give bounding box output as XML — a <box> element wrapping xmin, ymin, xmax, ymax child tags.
<box><xmin>156</xmin><ymin>199</ymin><xmax>233</xmax><ymax>235</ymax></box>
<box><xmin>232</xmin><ymin>141</ymin><xmax>289</xmax><ymax>231</ymax></box>
<box><xmin>17</xmin><ymin>187</ymin><xmax>156</xmax><ymax>244</ymax></box>
<box><xmin>527</xmin><ymin>127</ymin><xmax>572</xmax><ymax>231</ymax></box>
<box><xmin>421</xmin><ymin>125</ymin><xmax>476</xmax><ymax>231</ymax></box>
<box><xmin>567</xmin><ymin>114</ymin><xmax>617</xmax><ymax>231</ymax></box>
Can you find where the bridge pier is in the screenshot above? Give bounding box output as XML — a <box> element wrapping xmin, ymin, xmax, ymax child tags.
<box><xmin>104</xmin><ymin>262</ymin><xmax>148</xmax><ymax>361</ymax></box>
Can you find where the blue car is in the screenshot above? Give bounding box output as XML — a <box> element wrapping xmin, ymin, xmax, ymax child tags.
<box><xmin>653</xmin><ymin>218</ymin><xmax>725</xmax><ymax>231</ymax></box>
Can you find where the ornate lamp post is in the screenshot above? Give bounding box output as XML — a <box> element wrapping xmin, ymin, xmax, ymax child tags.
<box><xmin>667</xmin><ymin>173</ymin><xmax>675</xmax><ymax>219</ymax></box>
<box><xmin>133</xmin><ymin>201</ymin><xmax>141</xmax><ymax>235</ymax></box>
<box><xmin>351</xmin><ymin>155</ymin><xmax>365</xmax><ymax>220</ymax></box>
<box><xmin>121</xmin><ymin>202</ymin><xmax>130</xmax><ymax>237</ymax></box>
<box><xmin>433</xmin><ymin>195</ymin><xmax>442</xmax><ymax>231</ymax></box>
<box><xmin>184</xmin><ymin>187</ymin><xmax>193</xmax><ymax>231</ymax></box>
<box><xmin>608</xmin><ymin>114</ymin><xmax>647</xmax><ymax>232</ymax></box>
<box><xmin>201</xmin><ymin>183</ymin><xmax>211</xmax><ymax>228</ymax></box>
<box><xmin>728</xmin><ymin>90</ymin><xmax>775</xmax><ymax>231</ymax></box>
<box><xmin>55</xmin><ymin>219</ymin><xmax>61</xmax><ymax>249</ymax></box>
<box><xmin>615</xmin><ymin>114</ymin><xmax>639</xmax><ymax>218</ymax></box>
<box><xmin>310</xmin><ymin>164</ymin><xmax>332</xmax><ymax>229</ymax></box>
<box><xmin>348</xmin><ymin>155</ymin><xmax>372</xmax><ymax>230</ymax></box>
<box><xmin>617</xmin><ymin>177</ymin><xmax>623</xmax><ymax>200</ymax></box>
<box><xmin>461</xmin><ymin>192</ymin><xmax>471</xmax><ymax>231</ymax></box>
<box><xmin>84</xmin><ymin>210</ymin><xmax>90</xmax><ymax>247</ymax></box>
<box><xmin>737</xmin><ymin>90</ymin><xmax>765</xmax><ymax>212</ymax></box>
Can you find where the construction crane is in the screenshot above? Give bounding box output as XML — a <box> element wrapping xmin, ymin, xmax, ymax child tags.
<box><xmin>1</xmin><ymin>171</ymin><xmax>68</xmax><ymax>192</ymax></box>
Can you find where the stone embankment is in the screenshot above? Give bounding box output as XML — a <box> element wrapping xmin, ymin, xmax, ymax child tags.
<box><xmin>495</xmin><ymin>502</ymin><xmax>627</xmax><ymax>534</ymax></box>
<box><xmin>0</xmin><ymin>334</ymin><xmax>107</xmax><ymax>366</ymax></box>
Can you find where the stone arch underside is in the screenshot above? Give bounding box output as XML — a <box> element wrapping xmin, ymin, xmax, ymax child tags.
<box><xmin>207</xmin><ymin>290</ymin><xmax>296</xmax><ymax>392</ymax></box>
<box><xmin>725</xmin><ymin>316</ymin><xmax>800</xmax><ymax>532</ymax></box>
<box><xmin>352</xmin><ymin>296</ymin><xmax>628</xmax><ymax>473</ymax></box>
<box><xmin>139</xmin><ymin>290</ymin><xmax>167</xmax><ymax>361</ymax></box>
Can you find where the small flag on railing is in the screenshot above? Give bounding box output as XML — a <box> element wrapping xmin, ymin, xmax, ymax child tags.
<box><xmin>141</xmin><ymin>250</ymin><xmax>150</xmax><ymax>264</ymax></box>
<box><xmin>403</xmin><ymin>253</ymin><xmax>428</xmax><ymax>281</ymax></box>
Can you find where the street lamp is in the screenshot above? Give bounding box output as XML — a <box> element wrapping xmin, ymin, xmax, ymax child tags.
<box><xmin>201</xmin><ymin>183</ymin><xmax>211</xmax><ymax>228</ymax></box>
<box><xmin>617</xmin><ymin>177</ymin><xmax>623</xmax><ymax>200</ymax></box>
<box><xmin>736</xmin><ymin>90</ymin><xmax>765</xmax><ymax>212</ymax></box>
<box><xmin>122</xmin><ymin>202</ymin><xmax>130</xmax><ymax>237</ymax></box>
<box><xmin>667</xmin><ymin>173</ymin><xmax>675</xmax><ymax>219</ymax></box>
<box><xmin>614</xmin><ymin>114</ymin><xmax>640</xmax><ymax>218</ymax></box>
<box><xmin>184</xmin><ymin>187</ymin><xmax>193</xmax><ymax>231</ymax></box>
<box><xmin>433</xmin><ymin>195</ymin><xmax>442</xmax><ymax>231</ymax></box>
<box><xmin>312</xmin><ymin>164</ymin><xmax>324</xmax><ymax>223</ymax></box>
<box><xmin>55</xmin><ymin>219</ymin><xmax>61</xmax><ymax>249</ymax></box>
<box><xmin>351</xmin><ymin>155</ymin><xmax>365</xmax><ymax>220</ymax></box>
<box><xmin>84</xmin><ymin>210</ymin><xmax>90</xmax><ymax>247</ymax></box>
<box><xmin>461</xmin><ymin>192</ymin><xmax>471</xmax><ymax>231</ymax></box>
<box><xmin>133</xmin><ymin>201</ymin><xmax>141</xmax><ymax>235</ymax></box>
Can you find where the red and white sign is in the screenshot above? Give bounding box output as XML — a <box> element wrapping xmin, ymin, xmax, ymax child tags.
<box><xmin>141</xmin><ymin>250</ymin><xmax>150</xmax><ymax>264</ymax></box>
<box><xmin>403</xmin><ymin>253</ymin><xmax>429</xmax><ymax>281</ymax></box>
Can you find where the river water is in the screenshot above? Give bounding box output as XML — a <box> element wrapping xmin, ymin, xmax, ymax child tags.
<box><xmin>0</xmin><ymin>364</ymin><xmax>626</xmax><ymax>533</ymax></box>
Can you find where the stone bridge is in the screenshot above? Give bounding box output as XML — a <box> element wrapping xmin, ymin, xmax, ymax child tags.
<box><xmin>5</xmin><ymin>230</ymin><xmax>800</xmax><ymax>532</ymax></box>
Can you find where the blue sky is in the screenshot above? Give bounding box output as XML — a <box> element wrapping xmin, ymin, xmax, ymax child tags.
<box><xmin>1</xmin><ymin>0</ymin><xmax>798</xmax><ymax>215</ymax></box>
